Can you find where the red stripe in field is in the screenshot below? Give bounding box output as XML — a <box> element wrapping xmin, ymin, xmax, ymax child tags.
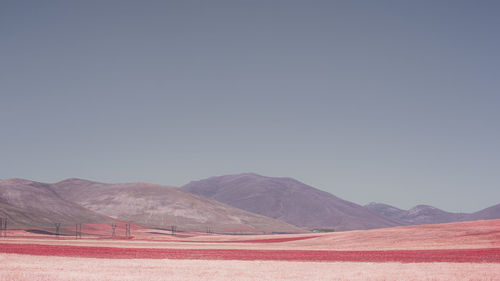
<box><xmin>176</xmin><ymin>235</ymin><xmax>321</xmax><ymax>243</ymax></box>
<box><xmin>0</xmin><ymin>244</ymin><xmax>499</xmax><ymax>263</ymax></box>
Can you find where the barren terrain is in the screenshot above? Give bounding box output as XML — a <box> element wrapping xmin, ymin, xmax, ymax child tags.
<box><xmin>0</xmin><ymin>219</ymin><xmax>499</xmax><ymax>280</ymax></box>
<box><xmin>1</xmin><ymin>254</ymin><xmax>499</xmax><ymax>281</ymax></box>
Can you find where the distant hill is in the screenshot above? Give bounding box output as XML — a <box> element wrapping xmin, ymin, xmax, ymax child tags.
<box><xmin>181</xmin><ymin>173</ymin><xmax>400</xmax><ymax>231</ymax></box>
<box><xmin>467</xmin><ymin>203</ymin><xmax>500</xmax><ymax>220</ymax></box>
<box><xmin>364</xmin><ymin>203</ymin><xmax>467</xmax><ymax>225</ymax></box>
<box><xmin>361</xmin><ymin>202</ymin><xmax>409</xmax><ymax>225</ymax></box>
<box><xmin>0</xmin><ymin>178</ymin><xmax>113</xmax><ymax>230</ymax></box>
<box><xmin>364</xmin><ymin>202</ymin><xmax>500</xmax><ymax>225</ymax></box>
<box><xmin>49</xmin><ymin>178</ymin><xmax>305</xmax><ymax>234</ymax></box>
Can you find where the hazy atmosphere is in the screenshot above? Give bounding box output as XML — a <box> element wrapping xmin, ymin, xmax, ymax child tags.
<box><xmin>1</xmin><ymin>0</ymin><xmax>499</xmax><ymax>213</ymax></box>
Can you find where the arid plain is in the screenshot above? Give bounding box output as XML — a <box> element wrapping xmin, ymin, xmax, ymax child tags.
<box><xmin>1</xmin><ymin>219</ymin><xmax>499</xmax><ymax>281</ymax></box>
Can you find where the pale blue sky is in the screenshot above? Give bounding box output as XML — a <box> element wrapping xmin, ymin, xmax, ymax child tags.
<box><xmin>1</xmin><ymin>0</ymin><xmax>499</xmax><ymax>212</ymax></box>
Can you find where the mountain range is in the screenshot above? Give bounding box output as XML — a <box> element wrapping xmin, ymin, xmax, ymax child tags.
<box><xmin>0</xmin><ymin>177</ymin><xmax>303</xmax><ymax>234</ymax></box>
<box><xmin>50</xmin><ymin>178</ymin><xmax>303</xmax><ymax>233</ymax></box>
<box><xmin>364</xmin><ymin>202</ymin><xmax>500</xmax><ymax>225</ymax></box>
<box><xmin>181</xmin><ymin>173</ymin><xmax>500</xmax><ymax>230</ymax></box>
<box><xmin>181</xmin><ymin>173</ymin><xmax>400</xmax><ymax>231</ymax></box>
<box><xmin>1</xmin><ymin>173</ymin><xmax>499</xmax><ymax>233</ymax></box>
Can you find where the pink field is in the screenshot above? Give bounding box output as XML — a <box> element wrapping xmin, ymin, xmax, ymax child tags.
<box><xmin>1</xmin><ymin>254</ymin><xmax>499</xmax><ymax>281</ymax></box>
<box><xmin>176</xmin><ymin>235</ymin><xmax>321</xmax><ymax>243</ymax></box>
<box><xmin>1</xmin><ymin>219</ymin><xmax>499</xmax><ymax>280</ymax></box>
<box><xmin>0</xmin><ymin>243</ymin><xmax>499</xmax><ymax>263</ymax></box>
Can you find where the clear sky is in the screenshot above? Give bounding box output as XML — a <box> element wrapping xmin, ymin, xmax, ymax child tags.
<box><xmin>1</xmin><ymin>0</ymin><xmax>499</xmax><ymax>213</ymax></box>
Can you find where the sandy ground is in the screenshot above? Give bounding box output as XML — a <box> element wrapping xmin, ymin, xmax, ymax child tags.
<box><xmin>0</xmin><ymin>220</ymin><xmax>498</xmax><ymax>280</ymax></box>
<box><xmin>2</xmin><ymin>219</ymin><xmax>499</xmax><ymax>251</ymax></box>
<box><xmin>0</xmin><ymin>253</ymin><xmax>499</xmax><ymax>281</ymax></box>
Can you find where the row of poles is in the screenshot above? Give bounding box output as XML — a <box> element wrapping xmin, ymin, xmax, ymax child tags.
<box><xmin>54</xmin><ymin>222</ymin><xmax>133</xmax><ymax>239</ymax></box>
<box><xmin>0</xmin><ymin>220</ymin><xmax>133</xmax><ymax>239</ymax></box>
<box><xmin>58</xmin><ymin>223</ymin><xmax>134</xmax><ymax>239</ymax></box>
<box><xmin>0</xmin><ymin>218</ymin><xmax>213</xmax><ymax>238</ymax></box>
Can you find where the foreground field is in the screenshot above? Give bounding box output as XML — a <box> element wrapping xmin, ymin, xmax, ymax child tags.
<box><xmin>0</xmin><ymin>219</ymin><xmax>498</xmax><ymax>280</ymax></box>
<box><xmin>1</xmin><ymin>254</ymin><xmax>499</xmax><ymax>281</ymax></box>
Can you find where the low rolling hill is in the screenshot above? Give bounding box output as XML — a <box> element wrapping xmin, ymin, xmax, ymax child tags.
<box><xmin>0</xmin><ymin>178</ymin><xmax>113</xmax><ymax>230</ymax></box>
<box><xmin>49</xmin><ymin>178</ymin><xmax>305</xmax><ymax>234</ymax></box>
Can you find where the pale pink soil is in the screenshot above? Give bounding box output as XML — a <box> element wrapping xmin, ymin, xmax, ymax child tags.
<box><xmin>1</xmin><ymin>220</ymin><xmax>499</xmax><ymax>280</ymax></box>
<box><xmin>2</xmin><ymin>219</ymin><xmax>498</xmax><ymax>251</ymax></box>
<box><xmin>0</xmin><ymin>254</ymin><xmax>499</xmax><ymax>281</ymax></box>
<box><xmin>286</xmin><ymin>219</ymin><xmax>500</xmax><ymax>250</ymax></box>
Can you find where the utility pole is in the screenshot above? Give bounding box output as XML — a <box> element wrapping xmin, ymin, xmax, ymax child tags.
<box><xmin>125</xmin><ymin>224</ymin><xmax>131</xmax><ymax>238</ymax></box>
<box><xmin>0</xmin><ymin>218</ymin><xmax>6</xmax><ymax>238</ymax></box>
<box><xmin>111</xmin><ymin>223</ymin><xmax>117</xmax><ymax>238</ymax></box>
<box><xmin>75</xmin><ymin>223</ymin><xmax>82</xmax><ymax>239</ymax></box>
<box><xmin>171</xmin><ymin>225</ymin><xmax>176</xmax><ymax>236</ymax></box>
<box><xmin>55</xmin><ymin>223</ymin><xmax>61</xmax><ymax>238</ymax></box>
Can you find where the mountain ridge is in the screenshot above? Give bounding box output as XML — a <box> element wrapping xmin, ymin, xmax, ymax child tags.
<box><xmin>1</xmin><ymin>175</ymin><xmax>498</xmax><ymax>233</ymax></box>
<box><xmin>45</xmin><ymin>178</ymin><xmax>305</xmax><ymax>233</ymax></box>
<box><xmin>181</xmin><ymin>173</ymin><xmax>402</xmax><ymax>231</ymax></box>
<box><xmin>364</xmin><ymin>202</ymin><xmax>499</xmax><ymax>225</ymax></box>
